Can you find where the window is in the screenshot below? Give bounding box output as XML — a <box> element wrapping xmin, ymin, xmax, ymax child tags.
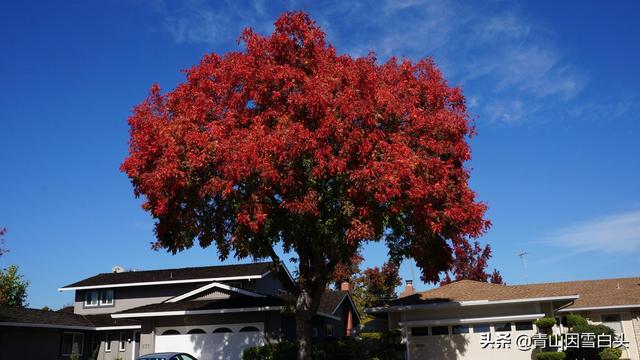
<box><xmin>213</xmin><ymin>327</ymin><xmax>232</xmax><ymax>333</ymax></box>
<box><xmin>431</xmin><ymin>326</ymin><xmax>449</xmax><ymax>336</ymax></box>
<box><xmin>410</xmin><ymin>327</ymin><xmax>428</xmax><ymax>336</ymax></box>
<box><xmin>85</xmin><ymin>290</ymin><xmax>99</xmax><ymax>307</ymax></box>
<box><xmin>602</xmin><ymin>314</ymin><xmax>622</xmax><ymax>334</ymax></box>
<box><xmin>177</xmin><ymin>355</ymin><xmax>197</xmax><ymax>360</ymax></box>
<box><xmin>515</xmin><ymin>321</ymin><xmax>533</xmax><ymax>331</ymax></box>
<box><xmin>494</xmin><ymin>322</ymin><xmax>512</xmax><ymax>332</ymax></box>
<box><xmin>119</xmin><ymin>332</ymin><xmax>126</xmax><ymax>351</ymax></box>
<box><xmin>61</xmin><ymin>332</ymin><xmax>84</xmax><ymax>356</ymax></box>
<box><xmin>312</xmin><ymin>327</ymin><xmax>319</xmax><ymax>338</ymax></box>
<box><xmin>187</xmin><ymin>329</ymin><xmax>206</xmax><ymax>334</ymax></box>
<box><xmin>473</xmin><ymin>324</ymin><xmax>490</xmax><ymax>333</ymax></box>
<box><xmin>105</xmin><ymin>333</ymin><xmax>112</xmax><ymax>352</ymax></box>
<box><xmin>239</xmin><ymin>326</ymin><xmax>260</xmax><ymax>332</ymax></box>
<box><xmin>326</xmin><ymin>324</ymin><xmax>334</xmax><ymax>337</ymax></box>
<box><xmin>101</xmin><ymin>289</ymin><xmax>114</xmax><ymax>306</ymax></box>
<box><xmin>452</xmin><ymin>325</ymin><xmax>469</xmax><ymax>334</ymax></box>
<box><xmin>161</xmin><ymin>330</ymin><xmax>180</xmax><ymax>335</ymax></box>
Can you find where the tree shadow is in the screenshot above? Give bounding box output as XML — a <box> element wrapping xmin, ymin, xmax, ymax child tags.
<box><xmin>408</xmin><ymin>334</ymin><xmax>470</xmax><ymax>360</ymax></box>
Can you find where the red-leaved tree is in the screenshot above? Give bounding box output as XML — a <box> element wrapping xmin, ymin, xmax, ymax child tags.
<box><xmin>440</xmin><ymin>240</ymin><xmax>503</xmax><ymax>285</ymax></box>
<box><xmin>360</xmin><ymin>262</ymin><xmax>402</xmax><ymax>306</ymax></box>
<box><xmin>121</xmin><ymin>12</ymin><xmax>489</xmax><ymax>359</ymax></box>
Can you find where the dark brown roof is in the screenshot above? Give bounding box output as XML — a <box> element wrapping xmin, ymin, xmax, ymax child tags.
<box><xmin>0</xmin><ymin>307</ymin><xmax>140</xmax><ymax>329</ymax></box>
<box><xmin>388</xmin><ymin>277</ymin><xmax>640</xmax><ymax>310</ymax></box>
<box><xmin>318</xmin><ymin>290</ymin><xmax>348</xmax><ymax>315</ymax></box>
<box><xmin>0</xmin><ymin>307</ymin><xmax>93</xmax><ymax>328</ymax></box>
<box><xmin>61</xmin><ymin>262</ymin><xmax>274</xmax><ymax>289</ymax></box>
<box><xmin>114</xmin><ymin>290</ymin><xmax>357</xmax><ymax>320</ymax></box>
<box><xmin>115</xmin><ymin>297</ymin><xmax>286</xmax><ymax>314</ymax></box>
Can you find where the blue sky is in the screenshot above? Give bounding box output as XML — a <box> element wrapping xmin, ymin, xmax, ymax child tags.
<box><xmin>1</xmin><ymin>0</ymin><xmax>639</xmax><ymax>309</ymax></box>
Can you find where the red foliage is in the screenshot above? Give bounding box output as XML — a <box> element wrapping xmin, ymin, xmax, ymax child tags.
<box><xmin>440</xmin><ymin>240</ymin><xmax>503</xmax><ymax>285</ymax></box>
<box><xmin>333</xmin><ymin>253</ymin><xmax>364</xmax><ymax>284</ymax></box>
<box><xmin>122</xmin><ymin>11</ymin><xmax>488</xmax><ymax>288</ymax></box>
<box><xmin>361</xmin><ymin>262</ymin><xmax>402</xmax><ymax>304</ymax></box>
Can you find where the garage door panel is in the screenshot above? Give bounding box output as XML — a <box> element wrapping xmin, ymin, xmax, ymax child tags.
<box><xmin>155</xmin><ymin>331</ymin><xmax>264</xmax><ymax>360</ymax></box>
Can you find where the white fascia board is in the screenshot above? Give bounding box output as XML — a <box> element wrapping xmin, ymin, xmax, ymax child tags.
<box><xmin>366</xmin><ymin>295</ymin><xmax>579</xmax><ymax>313</ymax></box>
<box><xmin>111</xmin><ymin>306</ymin><xmax>283</xmax><ymax>319</ymax></box>
<box><xmin>398</xmin><ymin>313</ymin><xmax>546</xmax><ymax>327</ymax></box>
<box><xmin>58</xmin><ymin>275</ymin><xmax>265</xmax><ymax>291</ymax></box>
<box><xmin>557</xmin><ymin>304</ymin><xmax>640</xmax><ymax>312</ymax></box>
<box><xmin>317</xmin><ymin>312</ymin><xmax>342</xmax><ymax>321</ymax></box>
<box><xmin>94</xmin><ymin>325</ymin><xmax>142</xmax><ymax>331</ymax></box>
<box><xmin>0</xmin><ymin>322</ymin><xmax>141</xmax><ymax>331</ymax></box>
<box><xmin>166</xmin><ymin>281</ymin><xmax>265</xmax><ymax>303</ymax></box>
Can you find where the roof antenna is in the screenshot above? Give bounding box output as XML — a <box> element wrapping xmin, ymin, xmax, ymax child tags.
<box><xmin>517</xmin><ymin>251</ymin><xmax>529</xmax><ymax>283</ymax></box>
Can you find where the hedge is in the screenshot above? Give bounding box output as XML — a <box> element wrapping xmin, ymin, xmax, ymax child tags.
<box><xmin>599</xmin><ymin>348</ymin><xmax>622</xmax><ymax>360</ymax></box>
<box><xmin>243</xmin><ymin>335</ymin><xmax>403</xmax><ymax>360</ymax></box>
<box><xmin>536</xmin><ymin>352</ymin><xmax>566</xmax><ymax>360</ymax></box>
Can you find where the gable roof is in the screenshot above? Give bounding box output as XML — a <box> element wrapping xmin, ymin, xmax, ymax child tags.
<box><xmin>317</xmin><ymin>290</ymin><xmax>361</xmax><ymax>323</ymax></box>
<box><xmin>110</xmin><ymin>289</ymin><xmax>360</xmax><ymax>323</ymax></box>
<box><xmin>0</xmin><ymin>307</ymin><xmax>140</xmax><ymax>330</ymax></box>
<box><xmin>378</xmin><ymin>276</ymin><xmax>640</xmax><ymax>311</ymax></box>
<box><xmin>59</xmin><ymin>262</ymin><xmax>276</xmax><ymax>290</ymax></box>
<box><xmin>111</xmin><ymin>297</ymin><xmax>287</xmax><ymax>318</ymax></box>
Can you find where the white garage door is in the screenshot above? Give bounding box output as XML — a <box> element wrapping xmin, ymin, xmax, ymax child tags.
<box><xmin>155</xmin><ymin>324</ymin><xmax>265</xmax><ymax>360</ymax></box>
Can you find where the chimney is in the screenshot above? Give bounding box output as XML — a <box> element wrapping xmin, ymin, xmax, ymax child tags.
<box><xmin>399</xmin><ymin>279</ymin><xmax>415</xmax><ymax>297</ymax></box>
<box><xmin>340</xmin><ymin>281</ymin><xmax>351</xmax><ymax>292</ymax></box>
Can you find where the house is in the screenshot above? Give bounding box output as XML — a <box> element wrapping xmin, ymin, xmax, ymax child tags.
<box><xmin>0</xmin><ymin>261</ymin><xmax>359</xmax><ymax>360</ymax></box>
<box><xmin>367</xmin><ymin>277</ymin><xmax>640</xmax><ymax>360</ymax></box>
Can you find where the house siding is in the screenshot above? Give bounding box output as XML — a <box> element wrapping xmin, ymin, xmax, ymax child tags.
<box><xmin>0</xmin><ymin>326</ymin><xmax>94</xmax><ymax>360</ymax></box>
<box><xmin>74</xmin><ymin>283</ymin><xmax>208</xmax><ymax>315</ymax></box>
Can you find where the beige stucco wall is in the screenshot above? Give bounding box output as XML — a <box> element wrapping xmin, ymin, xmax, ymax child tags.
<box><xmin>406</xmin><ymin>327</ymin><xmax>537</xmax><ymax>360</ymax></box>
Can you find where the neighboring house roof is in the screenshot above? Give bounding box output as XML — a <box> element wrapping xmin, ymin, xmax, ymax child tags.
<box><xmin>317</xmin><ymin>290</ymin><xmax>360</xmax><ymax>322</ymax></box>
<box><xmin>0</xmin><ymin>307</ymin><xmax>140</xmax><ymax>330</ymax></box>
<box><xmin>59</xmin><ymin>261</ymin><xmax>278</xmax><ymax>290</ymax></box>
<box><xmin>376</xmin><ymin>277</ymin><xmax>640</xmax><ymax>311</ymax></box>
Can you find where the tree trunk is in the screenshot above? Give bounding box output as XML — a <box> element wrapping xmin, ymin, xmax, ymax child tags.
<box><xmin>295</xmin><ymin>281</ymin><xmax>325</xmax><ymax>360</ymax></box>
<box><xmin>295</xmin><ymin>291</ymin><xmax>314</xmax><ymax>360</ymax></box>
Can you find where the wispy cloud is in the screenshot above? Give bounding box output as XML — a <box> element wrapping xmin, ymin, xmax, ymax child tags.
<box><xmin>141</xmin><ymin>0</ymin><xmax>598</xmax><ymax>124</ymax></box>
<box><xmin>543</xmin><ymin>210</ymin><xmax>640</xmax><ymax>253</ymax></box>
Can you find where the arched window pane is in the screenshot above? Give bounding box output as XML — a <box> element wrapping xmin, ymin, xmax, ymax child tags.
<box><xmin>213</xmin><ymin>327</ymin><xmax>232</xmax><ymax>333</ymax></box>
<box><xmin>239</xmin><ymin>326</ymin><xmax>260</xmax><ymax>332</ymax></box>
<box><xmin>187</xmin><ymin>329</ymin><xmax>206</xmax><ymax>334</ymax></box>
<box><xmin>161</xmin><ymin>330</ymin><xmax>180</xmax><ymax>335</ymax></box>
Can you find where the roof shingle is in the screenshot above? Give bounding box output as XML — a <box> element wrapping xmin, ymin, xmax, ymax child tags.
<box><xmin>0</xmin><ymin>307</ymin><xmax>140</xmax><ymax>329</ymax></box>
<box><xmin>61</xmin><ymin>262</ymin><xmax>274</xmax><ymax>289</ymax></box>
<box><xmin>389</xmin><ymin>277</ymin><xmax>640</xmax><ymax>309</ymax></box>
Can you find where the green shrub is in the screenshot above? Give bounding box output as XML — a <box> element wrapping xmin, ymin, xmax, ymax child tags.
<box><xmin>243</xmin><ymin>337</ymin><xmax>403</xmax><ymax>360</ymax></box>
<box><xmin>242</xmin><ymin>342</ymin><xmax>296</xmax><ymax>360</ymax></box>
<box><xmin>565</xmin><ymin>314</ymin><xmax>588</xmax><ymax>328</ymax></box>
<box><xmin>359</xmin><ymin>332</ymin><xmax>382</xmax><ymax>340</ymax></box>
<box><xmin>599</xmin><ymin>348</ymin><xmax>622</xmax><ymax>360</ymax></box>
<box><xmin>535</xmin><ymin>317</ymin><xmax>556</xmax><ymax>333</ymax></box>
<box><xmin>536</xmin><ymin>352</ymin><xmax>566</xmax><ymax>360</ymax></box>
<box><xmin>564</xmin><ymin>323</ymin><xmax>616</xmax><ymax>360</ymax></box>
